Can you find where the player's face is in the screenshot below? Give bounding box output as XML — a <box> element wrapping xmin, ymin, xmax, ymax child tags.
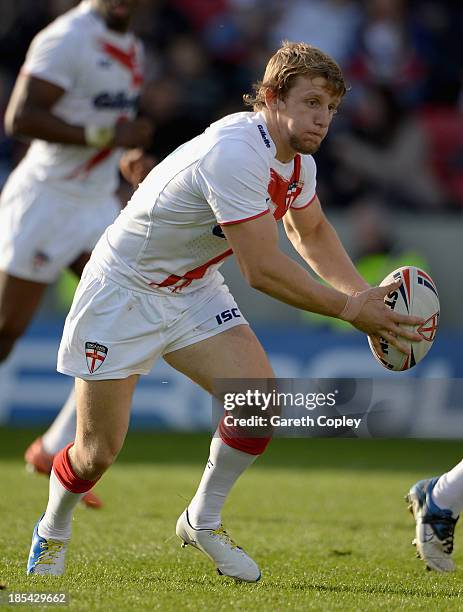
<box><xmin>94</xmin><ymin>0</ymin><xmax>138</xmax><ymax>32</ymax></box>
<box><xmin>278</xmin><ymin>75</ymin><xmax>340</xmax><ymax>156</ymax></box>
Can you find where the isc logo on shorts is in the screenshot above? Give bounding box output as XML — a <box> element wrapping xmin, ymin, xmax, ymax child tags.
<box><xmin>215</xmin><ymin>308</ymin><xmax>241</xmax><ymax>325</ymax></box>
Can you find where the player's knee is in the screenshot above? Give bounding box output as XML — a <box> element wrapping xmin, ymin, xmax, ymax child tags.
<box><xmin>76</xmin><ymin>454</ymin><xmax>112</xmax><ymax>481</ymax></box>
<box><xmin>75</xmin><ymin>443</ymin><xmax>119</xmax><ymax>480</ymax></box>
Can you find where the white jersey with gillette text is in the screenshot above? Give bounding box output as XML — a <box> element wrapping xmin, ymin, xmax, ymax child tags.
<box><xmin>91</xmin><ymin>112</ymin><xmax>317</xmax><ymax>294</ymax></box>
<box><xmin>12</xmin><ymin>0</ymin><xmax>142</xmax><ymax>199</ymax></box>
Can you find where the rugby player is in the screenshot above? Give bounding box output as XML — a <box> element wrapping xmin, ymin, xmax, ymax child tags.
<box><xmin>0</xmin><ymin>0</ymin><xmax>153</xmax><ymax>508</ymax></box>
<box><xmin>27</xmin><ymin>41</ymin><xmax>423</xmax><ymax>580</ymax></box>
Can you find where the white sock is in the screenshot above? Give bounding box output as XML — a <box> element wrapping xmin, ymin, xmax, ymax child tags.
<box><xmin>188</xmin><ymin>436</ymin><xmax>257</xmax><ymax>529</ymax></box>
<box><xmin>432</xmin><ymin>460</ymin><xmax>463</xmax><ymax>518</ymax></box>
<box><xmin>38</xmin><ymin>469</ymin><xmax>83</xmax><ymax>541</ymax></box>
<box><xmin>42</xmin><ymin>388</ymin><xmax>77</xmax><ymax>455</ymax></box>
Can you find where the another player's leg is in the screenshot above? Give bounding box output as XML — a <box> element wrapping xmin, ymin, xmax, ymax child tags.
<box><xmin>27</xmin><ymin>375</ymin><xmax>137</xmax><ymax>575</ymax></box>
<box><xmin>406</xmin><ymin>462</ymin><xmax>463</xmax><ymax>571</ymax></box>
<box><xmin>164</xmin><ymin>325</ymin><xmax>274</xmax><ymax>582</ymax></box>
<box><xmin>0</xmin><ymin>271</ymin><xmax>47</xmax><ymax>363</ymax></box>
<box><xmin>26</xmin><ymin>390</ymin><xmax>77</xmax><ymax>473</ymax></box>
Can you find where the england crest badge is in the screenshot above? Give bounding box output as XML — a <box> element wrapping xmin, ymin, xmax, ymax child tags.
<box><xmin>85</xmin><ymin>341</ymin><xmax>108</xmax><ymax>374</ymax></box>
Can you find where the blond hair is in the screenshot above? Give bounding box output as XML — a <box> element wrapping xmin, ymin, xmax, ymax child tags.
<box><xmin>243</xmin><ymin>41</ymin><xmax>347</xmax><ymax>110</ymax></box>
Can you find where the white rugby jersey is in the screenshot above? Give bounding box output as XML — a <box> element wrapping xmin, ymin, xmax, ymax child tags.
<box><xmin>92</xmin><ymin>112</ymin><xmax>317</xmax><ymax>293</ymax></box>
<box><xmin>11</xmin><ymin>0</ymin><xmax>142</xmax><ymax>199</ymax></box>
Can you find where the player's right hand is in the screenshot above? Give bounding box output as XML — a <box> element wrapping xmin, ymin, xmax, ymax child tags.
<box><xmin>349</xmin><ymin>281</ymin><xmax>424</xmax><ymax>354</ymax></box>
<box><xmin>114</xmin><ymin>117</ymin><xmax>154</xmax><ymax>149</ymax></box>
<box><xmin>119</xmin><ymin>148</ymin><xmax>156</xmax><ymax>187</ymax></box>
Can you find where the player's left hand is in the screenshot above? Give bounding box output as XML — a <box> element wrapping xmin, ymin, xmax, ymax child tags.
<box><xmin>348</xmin><ymin>281</ymin><xmax>424</xmax><ymax>354</ymax></box>
<box><xmin>119</xmin><ymin>148</ymin><xmax>156</xmax><ymax>187</ymax></box>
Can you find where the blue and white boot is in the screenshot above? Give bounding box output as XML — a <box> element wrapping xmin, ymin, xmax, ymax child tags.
<box><xmin>27</xmin><ymin>517</ymin><xmax>68</xmax><ymax>575</ymax></box>
<box><xmin>406</xmin><ymin>477</ymin><xmax>459</xmax><ymax>572</ymax></box>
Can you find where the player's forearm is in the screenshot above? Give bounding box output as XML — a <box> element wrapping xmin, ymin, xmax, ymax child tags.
<box><xmin>5</xmin><ymin>107</ymin><xmax>87</xmax><ymax>145</ymax></box>
<box><xmin>245</xmin><ymin>250</ymin><xmax>347</xmax><ymax>318</ymax></box>
<box><xmin>290</xmin><ymin>218</ymin><xmax>369</xmax><ymax>295</ymax></box>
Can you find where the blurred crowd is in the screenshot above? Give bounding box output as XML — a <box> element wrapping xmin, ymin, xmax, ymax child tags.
<box><xmin>1</xmin><ymin>0</ymin><xmax>462</xmax><ymax>213</ymax></box>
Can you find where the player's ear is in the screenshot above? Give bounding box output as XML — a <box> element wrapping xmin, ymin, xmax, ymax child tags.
<box><xmin>264</xmin><ymin>87</ymin><xmax>279</xmax><ymax>110</ymax></box>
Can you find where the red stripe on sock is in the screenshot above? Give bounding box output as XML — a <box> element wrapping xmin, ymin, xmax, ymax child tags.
<box><xmin>218</xmin><ymin>418</ymin><xmax>271</xmax><ymax>455</ymax></box>
<box><xmin>52</xmin><ymin>443</ymin><xmax>99</xmax><ymax>493</ymax></box>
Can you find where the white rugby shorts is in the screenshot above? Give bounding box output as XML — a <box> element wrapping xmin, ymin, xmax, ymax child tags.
<box><xmin>0</xmin><ymin>174</ymin><xmax>119</xmax><ymax>283</ymax></box>
<box><xmin>57</xmin><ymin>264</ymin><xmax>248</xmax><ymax>380</ymax></box>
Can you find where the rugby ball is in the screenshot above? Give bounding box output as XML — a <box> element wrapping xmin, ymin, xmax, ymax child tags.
<box><xmin>368</xmin><ymin>266</ymin><xmax>439</xmax><ymax>371</ymax></box>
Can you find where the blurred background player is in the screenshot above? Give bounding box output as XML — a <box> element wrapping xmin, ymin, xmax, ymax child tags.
<box><xmin>26</xmin><ymin>41</ymin><xmax>424</xmax><ymax>580</ymax></box>
<box><xmin>0</xmin><ymin>0</ymin><xmax>153</xmax><ymax>507</ymax></box>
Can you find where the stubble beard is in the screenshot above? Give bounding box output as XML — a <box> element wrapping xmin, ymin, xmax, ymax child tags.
<box><xmin>288</xmin><ymin>134</ymin><xmax>320</xmax><ymax>155</ymax></box>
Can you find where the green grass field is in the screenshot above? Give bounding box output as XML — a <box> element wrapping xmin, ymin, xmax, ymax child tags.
<box><xmin>1</xmin><ymin>429</ymin><xmax>463</xmax><ymax>611</ymax></box>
